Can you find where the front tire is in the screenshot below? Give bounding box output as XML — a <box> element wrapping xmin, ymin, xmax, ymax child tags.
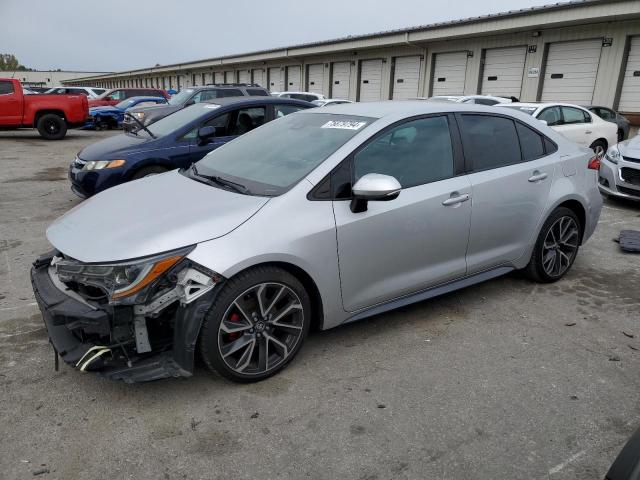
<box><xmin>37</xmin><ymin>113</ymin><xmax>67</xmax><ymax>140</ymax></box>
<box><xmin>199</xmin><ymin>266</ymin><xmax>311</xmax><ymax>382</ymax></box>
<box><xmin>524</xmin><ymin>207</ymin><xmax>581</xmax><ymax>283</ymax></box>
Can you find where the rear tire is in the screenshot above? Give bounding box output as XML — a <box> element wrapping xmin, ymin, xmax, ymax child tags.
<box><xmin>199</xmin><ymin>266</ymin><xmax>311</xmax><ymax>382</ymax></box>
<box><xmin>524</xmin><ymin>207</ymin><xmax>581</xmax><ymax>283</ymax></box>
<box><xmin>131</xmin><ymin>165</ymin><xmax>168</xmax><ymax>179</ymax></box>
<box><xmin>590</xmin><ymin>139</ymin><xmax>607</xmax><ymax>158</ymax></box>
<box><xmin>37</xmin><ymin>113</ymin><xmax>67</xmax><ymax>140</ymax></box>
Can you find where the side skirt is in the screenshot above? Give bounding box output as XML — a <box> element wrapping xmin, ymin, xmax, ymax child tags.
<box><xmin>343</xmin><ymin>266</ymin><xmax>514</xmax><ymax>324</ymax></box>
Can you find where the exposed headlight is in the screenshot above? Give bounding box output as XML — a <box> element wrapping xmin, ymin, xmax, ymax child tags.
<box><xmin>132</xmin><ymin>112</ymin><xmax>145</xmax><ymax>120</ymax></box>
<box><xmin>605</xmin><ymin>145</ymin><xmax>621</xmax><ymax>164</ymax></box>
<box><xmin>83</xmin><ymin>159</ymin><xmax>126</xmax><ymax>170</ymax></box>
<box><xmin>54</xmin><ymin>246</ymin><xmax>194</xmax><ymax>305</ymax></box>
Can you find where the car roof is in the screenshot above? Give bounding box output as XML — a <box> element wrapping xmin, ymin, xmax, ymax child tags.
<box><xmin>198</xmin><ymin>96</ymin><xmax>310</xmax><ymax>107</ymax></box>
<box><xmin>125</xmin><ymin>95</ymin><xmax>166</xmax><ymax>101</ymax></box>
<box><xmin>307</xmin><ymin>100</ymin><xmax>535</xmax><ymax>119</ymax></box>
<box><xmin>506</xmin><ymin>102</ymin><xmax>590</xmax><ymax>110</ymax></box>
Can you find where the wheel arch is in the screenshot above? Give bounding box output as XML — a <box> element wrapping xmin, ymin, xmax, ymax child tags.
<box><xmin>34</xmin><ymin>109</ymin><xmax>66</xmax><ymax>125</ymax></box>
<box><xmin>125</xmin><ymin>158</ymin><xmax>173</xmax><ymax>180</ymax></box>
<box><xmin>548</xmin><ymin>197</ymin><xmax>587</xmax><ymax>244</ymax></box>
<box><xmin>227</xmin><ymin>261</ymin><xmax>325</xmax><ymax>332</ymax></box>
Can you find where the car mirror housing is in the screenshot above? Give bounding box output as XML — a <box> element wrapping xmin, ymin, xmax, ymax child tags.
<box><xmin>350</xmin><ymin>173</ymin><xmax>401</xmax><ymax>213</ymax></box>
<box><xmin>197</xmin><ymin>125</ymin><xmax>216</xmax><ymax>145</ymax></box>
<box><xmin>539</xmin><ymin>119</ymin><xmax>548</xmax><ymax>126</ymax></box>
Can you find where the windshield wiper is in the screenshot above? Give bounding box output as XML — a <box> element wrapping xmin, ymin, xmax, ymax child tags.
<box><xmin>124</xmin><ymin>112</ymin><xmax>156</xmax><ymax>139</ymax></box>
<box><xmin>189</xmin><ymin>164</ymin><xmax>250</xmax><ymax>195</ymax></box>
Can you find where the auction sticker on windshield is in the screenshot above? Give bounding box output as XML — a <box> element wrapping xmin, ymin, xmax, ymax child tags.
<box><xmin>321</xmin><ymin>120</ymin><xmax>367</xmax><ymax>130</ymax></box>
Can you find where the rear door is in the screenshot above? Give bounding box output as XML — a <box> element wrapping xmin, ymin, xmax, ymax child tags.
<box><xmin>0</xmin><ymin>80</ymin><xmax>22</xmax><ymax>125</ymax></box>
<box><xmin>334</xmin><ymin>114</ymin><xmax>471</xmax><ymax>311</ymax></box>
<box><xmin>459</xmin><ymin>113</ymin><xmax>557</xmax><ymax>273</ymax></box>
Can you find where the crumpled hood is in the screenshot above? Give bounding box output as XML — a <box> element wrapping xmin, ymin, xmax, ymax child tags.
<box><xmin>47</xmin><ymin>170</ymin><xmax>270</xmax><ymax>263</ymax></box>
<box><xmin>89</xmin><ymin>106</ymin><xmax>120</xmax><ymax>114</ymax></box>
<box><xmin>618</xmin><ymin>135</ymin><xmax>640</xmax><ymax>159</ymax></box>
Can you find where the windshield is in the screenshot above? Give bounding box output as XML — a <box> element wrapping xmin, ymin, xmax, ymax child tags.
<box><xmin>195</xmin><ymin>113</ymin><xmax>376</xmax><ymax>196</ymax></box>
<box><xmin>116</xmin><ymin>99</ymin><xmax>136</xmax><ymax>109</ymax></box>
<box><xmin>168</xmin><ymin>89</ymin><xmax>195</xmax><ymax>105</ymax></box>
<box><xmin>499</xmin><ymin>105</ymin><xmax>537</xmax><ymax>115</ymax></box>
<box><xmin>144</xmin><ymin>103</ymin><xmax>220</xmax><ymax>137</ymax></box>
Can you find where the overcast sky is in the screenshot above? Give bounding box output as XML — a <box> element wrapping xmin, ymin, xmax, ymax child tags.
<box><xmin>1</xmin><ymin>0</ymin><xmax>557</xmax><ymax>72</ymax></box>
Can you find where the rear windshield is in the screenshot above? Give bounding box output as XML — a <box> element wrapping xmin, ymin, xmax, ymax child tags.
<box><xmin>499</xmin><ymin>105</ymin><xmax>537</xmax><ymax>115</ymax></box>
<box><xmin>195</xmin><ymin>113</ymin><xmax>376</xmax><ymax>196</ymax></box>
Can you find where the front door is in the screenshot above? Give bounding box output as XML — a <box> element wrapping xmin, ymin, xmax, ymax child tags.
<box><xmin>334</xmin><ymin>115</ymin><xmax>471</xmax><ymax>312</ymax></box>
<box><xmin>0</xmin><ymin>80</ymin><xmax>22</xmax><ymax>126</ymax></box>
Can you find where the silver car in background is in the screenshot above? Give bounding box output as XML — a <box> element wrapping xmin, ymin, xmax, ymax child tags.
<box><xmin>31</xmin><ymin>102</ymin><xmax>602</xmax><ymax>383</ymax></box>
<box><xmin>599</xmin><ymin>134</ymin><xmax>640</xmax><ymax>201</ymax></box>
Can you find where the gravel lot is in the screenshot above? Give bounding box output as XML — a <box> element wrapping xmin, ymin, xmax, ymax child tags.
<box><xmin>0</xmin><ymin>129</ymin><xmax>639</xmax><ymax>480</ymax></box>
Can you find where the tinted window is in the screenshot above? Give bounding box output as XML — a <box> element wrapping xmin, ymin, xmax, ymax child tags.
<box><xmin>275</xmin><ymin>104</ymin><xmax>306</xmax><ymax>118</ymax></box>
<box><xmin>217</xmin><ymin>89</ymin><xmax>243</xmax><ymax>98</ymax></box>
<box><xmin>229</xmin><ymin>107</ymin><xmax>266</xmax><ymax>136</ymax></box>
<box><xmin>0</xmin><ymin>81</ymin><xmax>15</xmax><ymax>95</ymax></box>
<box><xmin>192</xmin><ymin>90</ymin><xmax>219</xmax><ymax>103</ymax></box>
<box><xmin>475</xmin><ymin>98</ymin><xmax>499</xmax><ymax>106</ymax></box>
<box><xmin>247</xmin><ymin>88</ymin><xmax>268</xmax><ymax>96</ymax></box>
<box><xmin>538</xmin><ymin>107</ymin><xmax>562</xmax><ymax>126</ymax></box>
<box><xmin>109</xmin><ymin>90</ymin><xmax>126</xmax><ymax>101</ymax></box>
<box><xmin>562</xmin><ymin>107</ymin><xmax>587</xmax><ymax>124</ymax></box>
<box><xmin>596</xmin><ymin>107</ymin><xmax>615</xmax><ymax>121</ymax></box>
<box><xmin>516</xmin><ymin>123</ymin><xmax>545</xmax><ymax>160</ymax></box>
<box><xmin>353</xmin><ymin>116</ymin><xmax>454</xmax><ymax>189</ymax></box>
<box><xmin>69</xmin><ymin>88</ymin><xmax>88</xmax><ymax>95</ymax></box>
<box><xmin>205</xmin><ymin>113</ymin><xmax>231</xmax><ymax>135</ymax></box>
<box><xmin>544</xmin><ymin>138</ymin><xmax>558</xmax><ymax>154</ymax></box>
<box><xmin>461</xmin><ymin>115</ymin><xmax>520</xmax><ymax>171</ymax></box>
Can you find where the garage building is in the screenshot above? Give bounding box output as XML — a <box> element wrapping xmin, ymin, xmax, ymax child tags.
<box><xmin>64</xmin><ymin>0</ymin><xmax>640</xmax><ymax>121</ymax></box>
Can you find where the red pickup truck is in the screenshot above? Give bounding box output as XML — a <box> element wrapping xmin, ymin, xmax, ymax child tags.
<box><xmin>0</xmin><ymin>78</ymin><xmax>89</xmax><ymax>140</ymax></box>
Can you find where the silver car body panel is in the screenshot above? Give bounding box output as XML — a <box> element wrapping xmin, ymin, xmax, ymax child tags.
<box><xmin>599</xmin><ymin>135</ymin><xmax>640</xmax><ymax>201</ymax></box>
<box><xmin>47</xmin><ymin>101</ymin><xmax>602</xmax><ymax>330</ymax></box>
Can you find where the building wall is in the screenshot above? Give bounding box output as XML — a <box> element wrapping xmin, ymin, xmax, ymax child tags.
<box><xmin>2</xmin><ymin>70</ymin><xmax>111</xmax><ymax>87</ymax></box>
<box><xmin>62</xmin><ymin>2</ymin><xmax>640</xmax><ymax>116</ymax></box>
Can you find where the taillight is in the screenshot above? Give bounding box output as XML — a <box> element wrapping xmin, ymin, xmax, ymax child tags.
<box><xmin>588</xmin><ymin>155</ymin><xmax>600</xmax><ymax>170</ymax></box>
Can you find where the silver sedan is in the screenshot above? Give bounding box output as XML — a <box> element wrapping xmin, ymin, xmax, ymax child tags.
<box><xmin>32</xmin><ymin>101</ymin><xmax>602</xmax><ymax>382</ymax></box>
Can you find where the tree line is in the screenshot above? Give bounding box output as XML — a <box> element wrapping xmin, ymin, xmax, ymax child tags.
<box><xmin>0</xmin><ymin>54</ymin><xmax>33</xmax><ymax>71</ymax></box>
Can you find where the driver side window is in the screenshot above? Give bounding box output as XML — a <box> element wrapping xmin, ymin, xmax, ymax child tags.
<box><xmin>353</xmin><ymin>116</ymin><xmax>454</xmax><ymax>189</ymax></box>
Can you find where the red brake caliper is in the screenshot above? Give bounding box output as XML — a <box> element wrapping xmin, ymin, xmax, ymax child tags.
<box><xmin>227</xmin><ymin>312</ymin><xmax>241</xmax><ymax>341</ymax></box>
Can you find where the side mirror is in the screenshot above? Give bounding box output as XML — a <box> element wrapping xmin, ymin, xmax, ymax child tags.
<box><xmin>539</xmin><ymin>119</ymin><xmax>548</xmax><ymax>126</ymax></box>
<box><xmin>197</xmin><ymin>125</ymin><xmax>216</xmax><ymax>145</ymax></box>
<box><xmin>185</xmin><ymin>99</ymin><xmax>195</xmax><ymax>106</ymax></box>
<box><xmin>350</xmin><ymin>173</ymin><xmax>401</xmax><ymax>213</ymax></box>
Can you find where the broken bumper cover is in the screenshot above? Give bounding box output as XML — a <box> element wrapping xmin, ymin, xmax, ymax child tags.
<box><xmin>30</xmin><ymin>252</ymin><xmax>217</xmax><ymax>383</ymax></box>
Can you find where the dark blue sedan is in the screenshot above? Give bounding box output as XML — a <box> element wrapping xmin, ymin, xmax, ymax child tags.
<box><xmin>69</xmin><ymin>97</ymin><xmax>313</xmax><ymax>197</ymax></box>
<box><xmin>84</xmin><ymin>96</ymin><xmax>168</xmax><ymax>130</ymax></box>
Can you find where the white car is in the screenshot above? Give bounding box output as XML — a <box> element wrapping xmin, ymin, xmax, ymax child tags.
<box><xmin>424</xmin><ymin>95</ymin><xmax>515</xmax><ymax>105</ymax></box>
<box><xmin>44</xmin><ymin>86</ymin><xmax>107</xmax><ymax>98</ymax></box>
<box><xmin>272</xmin><ymin>91</ymin><xmax>325</xmax><ymax>102</ymax></box>
<box><xmin>499</xmin><ymin>103</ymin><xmax>618</xmax><ymax>157</ymax></box>
<box><xmin>311</xmin><ymin>99</ymin><xmax>353</xmax><ymax>107</ymax></box>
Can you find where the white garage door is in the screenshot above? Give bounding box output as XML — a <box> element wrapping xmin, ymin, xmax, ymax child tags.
<box><xmin>307</xmin><ymin>64</ymin><xmax>325</xmax><ymax>94</ymax></box>
<box><xmin>224</xmin><ymin>71</ymin><xmax>235</xmax><ymax>83</ymax></box>
<box><xmin>269</xmin><ymin>67</ymin><xmax>283</xmax><ymax>91</ymax></box>
<box><xmin>619</xmin><ymin>36</ymin><xmax>640</xmax><ymax>113</ymax></box>
<box><xmin>541</xmin><ymin>39</ymin><xmax>603</xmax><ymax>105</ymax></box>
<box><xmin>359</xmin><ymin>59</ymin><xmax>383</xmax><ymax>102</ymax></box>
<box><xmin>392</xmin><ymin>56</ymin><xmax>421</xmax><ymax>99</ymax></box>
<box><xmin>238</xmin><ymin>70</ymin><xmax>250</xmax><ymax>84</ymax></box>
<box><xmin>287</xmin><ymin>66</ymin><xmax>301</xmax><ymax>91</ymax></box>
<box><xmin>432</xmin><ymin>52</ymin><xmax>468</xmax><ymax>96</ymax></box>
<box><xmin>214</xmin><ymin>72</ymin><xmax>224</xmax><ymax>84</ymax></box>
<box><xmin>481</xmin><ymin>46</ymin><xmax>527</xmax><ymax>98</ymax></box>
<box><xmin>252</xmin><ymin>69</ymin><xmax>265</xmax><ymax>87</ymax></box>
<box><xmin>331</xmin><ymin>62</ymin><xmax>351</xmax><ymax>99</ymax></box>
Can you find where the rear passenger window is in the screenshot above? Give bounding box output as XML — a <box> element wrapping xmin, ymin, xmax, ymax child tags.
<box><xmin>516</xmin><ymin>123</ymin><xmax>545</xmax><ymax>160</ymax></box>
<box><xmin>218</xmin><ymin>89</ymin><xmax>243</xmax><ymax>98</ymax></box>
<box><xmin>562</xmin><ymin>107</ymin><xmax>587</xmax><ymax>124</ymax></box>
<box><xmin>461</xmin><ymin>115</ymin><xmax>521</xmax><ymax>171</ymax></box>
<box><xmin>353</xmin><ymin>116</ymin><xmax>454</xmax><ymax>189</ymax></box>
<box><xmin>0</xmin><ymin>81</ymin><xmax>15</xmax><ymax>94</ymax></box>
<box><xmin>275</xmin><ymin>104</ymin><xmax>305</xmax><ymax>117</ymax></box>
<box><xmin>247</xmin><ymin>88</ymin><xmax>268</xmax><ymax>96</ymax></box>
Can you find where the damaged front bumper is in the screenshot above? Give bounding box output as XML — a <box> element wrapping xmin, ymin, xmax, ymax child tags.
<box><xmin>30</xmin><ymin>250</ymin><xmax>220</xmax><ymax>383</ymax></box>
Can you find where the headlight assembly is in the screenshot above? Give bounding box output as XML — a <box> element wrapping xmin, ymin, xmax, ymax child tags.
<box><xmin>605</xmin><ymin>145</ymin><xmax>621</xmax><ymax>164</ymax></box>
<box><xmin>132</xmin><ymin>112</ymin><xmax>145</xmax><ymax>120</ymax></box>
<box><xmin>82</xmin><ymin>159</ymin><xmax>126</xmax><ymax>170</ymax></box>
<box><xmin>53</xmin><ymin>246</ymin><xmax>194</xmax><ymax>305</ymax></box>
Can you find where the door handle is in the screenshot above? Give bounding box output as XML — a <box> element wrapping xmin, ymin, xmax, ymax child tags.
<box><xmin>528</xmin><ymin>172</ymin><xmax>548</xmax><ymax>182</ymax></box>
<box><xmin>442</xmin><ymin>193</ymin><xmax>470</xmax><ymax>206</ymax></box>
<box><xmin>585</xmin><ymin>130</ymin><xmax>592</xmax><ymax>134</ymax></box>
